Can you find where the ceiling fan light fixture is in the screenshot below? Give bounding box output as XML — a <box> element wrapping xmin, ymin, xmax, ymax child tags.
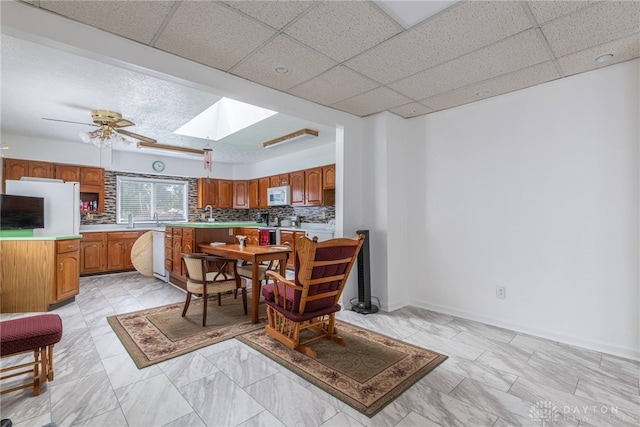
<box><xmin>263</xmin><ymin>128</ymin><xmax>318</xmax><ymax>149</ymax></box>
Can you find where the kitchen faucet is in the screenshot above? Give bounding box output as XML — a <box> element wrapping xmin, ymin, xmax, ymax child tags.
<box><xmin>154</xmin><ymin>212</ymin><xmax>161</xmax><ymax>226</ymax></box>
<box><xmin>205</xmin><ymin>205</ymin><xmax>213</xmax><ymax>221</ymax></box>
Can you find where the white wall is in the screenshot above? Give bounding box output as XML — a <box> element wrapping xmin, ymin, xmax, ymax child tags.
<box><xmin>408</xmin><ymin>60</ymin><xmax>639</xmax><ymax>359</ymax></box>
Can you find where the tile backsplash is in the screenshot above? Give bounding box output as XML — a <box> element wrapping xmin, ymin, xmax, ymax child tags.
<box><xmin>81</xmin><ymin>171</ymin><xmax>335</xmax><ymax>225</ymax></box>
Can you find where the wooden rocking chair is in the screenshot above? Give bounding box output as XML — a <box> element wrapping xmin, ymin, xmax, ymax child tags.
<box><xmin>262</xmin><ymin>234</ymin><xmax>364</xmax><ymax>358</ymax></box>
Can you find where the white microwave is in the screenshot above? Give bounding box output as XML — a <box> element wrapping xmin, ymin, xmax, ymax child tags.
<box><xmin>267</xmin><ymin>185</ymin><xmax>291</xmax><ymax>206</ymax></box>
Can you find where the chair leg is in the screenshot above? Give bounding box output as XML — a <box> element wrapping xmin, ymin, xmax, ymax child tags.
<box><xmin>218</xmin><ymin>293</ymin><xmax>222</xmax><ymax>306</ymax></box>
<box><xmin>182</xmin><ymin>293</ymin><xmax>192</xmax><ymax>317</ymax></box>
<box><xmin>242</xmin><ymin>288</ymin><xmax>247</xmax><ymax>315</ymax></box>
<box><xmin>202</xmin><ymin>294</ymin><xmax>208</xmax><ymax>327</ymax></box>
<box><xmin>47</xmin><ymin>345</ymin><xmax>55</xmax><ymax>381</ymax></box>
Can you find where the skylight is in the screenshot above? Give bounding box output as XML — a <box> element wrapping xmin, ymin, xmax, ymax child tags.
<box><xmin>174</xmin><ymin>98</ymin><xmax>277</xmax><ymax>141</ymax></box>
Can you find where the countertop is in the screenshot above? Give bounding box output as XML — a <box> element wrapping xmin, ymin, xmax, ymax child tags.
<box><xmin>164</xmin><ymin>221</ymin><xmax>267</xmax><ymax>228</ymax></box>
<box><xmin>0</xmin><ymin>235</ymin><xmax>82</xmax><ymax>241</ymax></box>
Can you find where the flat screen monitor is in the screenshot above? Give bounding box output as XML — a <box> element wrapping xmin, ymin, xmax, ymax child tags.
<box><xmin>0</xmin><ymin>194</ymin><xmax>45</xmax><ymax>230</ymax></box>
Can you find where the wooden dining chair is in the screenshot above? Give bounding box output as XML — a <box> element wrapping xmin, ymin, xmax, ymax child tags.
<box><xmin>181</xmin><ymin>253</ymin><xmax>247</xmax><ymax>326</ymax></box>
<box><xmin>261</xmin><ymin>234</ymin><xmax>364</xmax><ymax>358</ymax></box>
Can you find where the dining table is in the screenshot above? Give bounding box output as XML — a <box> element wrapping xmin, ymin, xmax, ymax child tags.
<box><xmin>198</xmin><ymin>243</ymin><xmax>291</xmax><ymax>323</ymax></box>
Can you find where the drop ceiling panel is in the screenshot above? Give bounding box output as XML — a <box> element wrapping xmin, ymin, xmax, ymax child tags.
<box><xmin>284</xmin><ymin>1</ymin><xmax>401</xmax><ymax>63</ymax></box>
<box><xmin>39</xmin><ymin>0</ymin><xmax>174</xmax><ymax>44</ymax></box>
<box><xmin>527</xmin><ymin>1</ymin><xmax>598</xmax><ymax>24</ymax></box>
<box><xmin>558</xmin><ymin>34</ymin><xmax>640</xmax><ymax>77</ymax></box>
<box><xmin>288</xmin><ymin>66</ymin><xmax>379</xmax><ymax>106</ymax></box>
<box><xmin>231</xmin><ymin>35</ymin><xmax>336</xmax><ymax>91</ymax></box>
<box><xmin>390</xmin><ymin>30</ymin><xmax>550</xmax><ymax>100</ymax></box>
<box><xmin>345</xmin><ymin>0</ymin><xmax>533</xmax><ymax>84</ymax></box>
<box><xmin>331</xmin><ymin>87</ymin><xmax>412</xmax><ymax>117</ymax></box>
<box><xmin>221</xmin><ymin>0</ymin><xmax>314</xmax><ymax>30</ymax></box>
<box><xmin>541</xmin><ymin>1</ymin><xmax>640</xmax><ymax>58</ymax></box>
<box><xmin>421</xmin><ymin>61</ymin><xmax>560</xmax><ymax>112</ymax></box>
<box><xmin>388</xmin><ymin>102</ymin><xmax>434</xmax><ymax>119</ymax></box>
<box><xmin>154</xmin><ymin>1</ymin><xmax>275</xmax><ymax>71</ymax></box>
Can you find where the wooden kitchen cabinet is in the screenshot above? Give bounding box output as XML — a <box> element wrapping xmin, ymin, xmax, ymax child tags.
<box><xmin>81</xmin><ymin>167</ymin><xmax>104</xmax><ymax>186</ymax></box>
<box><xmin>233</xmin><ymin>180</ymin><xmax>249</xmax><ymax>208</ymax></box>
<box><xmin>2</xmin><ymin>158</ymin><xmax>54</xmax><ymax>188</ymax></box>
<box><xmin>279</xmin><ymin>230</ymin><xmax>306</xmax><ymax>269</ymax></box>
<box><xmin>278</xmin><ymin>173</ymin><xmax>290</xmax><ymax>185</ymax></box>
<box><xmin>235</xmin><ymin>227</ymin><xmax>259</xmax><ymax>245</ymax></box>
<box><xmin>106</xmin><ymin>231</ymin><xmax>143</xmax><ymax>272</ymax></box>
<box><xmin>248</xmin><ymin>179</ymin><xmax>259</xmax><ymax>208</ymax></box>
<box><xmin>56</xmin><ymin>239</ymin><xmax>80</xmax><ymax>302</ymax></box>
<box><xmin>322</xmin><ymin>164</ymin><xmax>335</xmax><ymax>189</ymax></box>
<box><xmin>270</xmin><ymin>175</ymin><xmax>280</xmax><ymax>187</ymax></box>
<box><xmin>80</xmin><ymin>232</ymin><xmax>107</xmax><ymax>274</ymax></box>
<box><xmin>305</xmin><ymin>167</ymin><xmax>323</xmax><ymax>206</ymax></box>
<box><xmin>258</xmin><ymin>177</ymin><xmax>270</xmax><ymax>208</ymax></box>
<box><xmin>197</xmin><ymin>178</ymin><xmax>219</xmax><ymax>208</ymax></box>
<box><xmin>55</xmin><ymin>164</ymin><xmax>80</xmax><ymax>182</ymax></box>
<box><xmin>0</xmin><ymin>238</ymin><xmax>80</xmax><ymax>313</ymax></box>
<box><xmin>218</xmin><ymin>179</ymin><xmax>233</xmax><ymax>209</ymax></box>
<box><xmin>289</xmin><ymin>170</ymin><xmax>305</xmax><ymax>206</ymax></box>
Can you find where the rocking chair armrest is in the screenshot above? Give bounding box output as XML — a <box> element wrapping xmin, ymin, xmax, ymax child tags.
<box><xmin>265</xmin><ymin>270</ymin><xmax>288</xmax><ymax>284</ymax></box>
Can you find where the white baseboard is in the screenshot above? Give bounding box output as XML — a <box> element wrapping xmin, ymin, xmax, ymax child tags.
<box><xmin>408</xmin><ymin>299</ymin><xmax>640</xmax><ymax>362</ymax></box>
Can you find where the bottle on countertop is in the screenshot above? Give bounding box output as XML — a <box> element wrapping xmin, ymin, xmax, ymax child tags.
<box><xmin>274</xmin><ymin>216</ymin><xmax>279</xmax><ymax>227</ymax></box>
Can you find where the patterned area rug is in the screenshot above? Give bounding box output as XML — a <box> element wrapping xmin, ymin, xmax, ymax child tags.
<box><xmin>238</xmin><ymin>321</ymin><xmax>448</xmax><ymax>417</ymax></box>
<box><xmin>108</xmin><ymin>295</ymin><xmax>265</xmax><ymax>368</ymax></box>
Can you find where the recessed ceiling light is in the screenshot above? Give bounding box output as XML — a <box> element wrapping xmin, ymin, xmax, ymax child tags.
<box><xmin>475</xmin><ymin>90</ymin><xmax>490</xmax><ymax>97</ymax></box>
<box><xmin>594</xmin><ymin>53</ymin><xmax>614</xmax><ymax>63</ymax></box>
<box><xmin>274</xmin><ymin>66</ymin><xmax>289</xmax><ymax>74</ymax></box>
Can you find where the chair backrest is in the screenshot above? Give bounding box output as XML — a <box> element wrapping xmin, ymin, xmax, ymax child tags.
<box><xmin>292</xmin><ymin>234</ymin><xmax>365</xmax><ymax>314</ymax></box>
<box><xmin>181</xmin><ymin>253</ymin><xmax>236</xmax><ymax>285</ymax></box>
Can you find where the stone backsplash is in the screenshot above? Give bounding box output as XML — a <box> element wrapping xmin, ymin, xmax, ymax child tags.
<box><xmin>81</xmin><ymin>171</ymin><xmax>335</xmax><ymax>225</ymax></box>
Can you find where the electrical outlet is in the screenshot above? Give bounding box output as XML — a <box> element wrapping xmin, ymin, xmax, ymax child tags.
<box><xmin>496</xmin><ymin>286</ymin><xmax>506</xmax><ymax>299</ymax></box>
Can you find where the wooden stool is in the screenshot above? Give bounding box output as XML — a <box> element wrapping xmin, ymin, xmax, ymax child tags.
<box><xmin>0</xmin><ymin>314</ymin><xmax>63</xmax><ymax>396</ymax></box>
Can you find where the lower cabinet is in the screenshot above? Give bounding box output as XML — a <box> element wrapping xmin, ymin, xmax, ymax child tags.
<box><xmin>80</xmin><ymin>230</ymin><xmax>143</xmax><ymax>275</ymax></box>
<box><xmin>0</xmin><ymin>238</ymin><xmax>80</xmax><ymax>313</ymax></box>
<box><xmin>235</xmin><ymin>227</ymin><xmax>259</xmax><ymax>245</ymax></box>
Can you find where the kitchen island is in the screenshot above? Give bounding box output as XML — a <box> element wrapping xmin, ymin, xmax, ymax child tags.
<box><xmin>0</xmin><ymin>234</ymin><xmax>82</xmax><ymax>312</ymax></box>
<box><xmin>164</xmin><ymin>222</ymin><xmax>265</xmax><ymax>291</ymax></box>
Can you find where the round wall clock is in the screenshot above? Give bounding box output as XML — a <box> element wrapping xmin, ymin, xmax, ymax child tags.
<box><xmin>152</xmin><ymin>160</ymin><xmax>165</xmax><ymax>172</ymax></box>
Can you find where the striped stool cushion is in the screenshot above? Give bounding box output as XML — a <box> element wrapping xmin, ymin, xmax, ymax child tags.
<box><xmin>0</xmin><ymin>315</ymin><xmax>63</xmax><ymax>356</ymax></box>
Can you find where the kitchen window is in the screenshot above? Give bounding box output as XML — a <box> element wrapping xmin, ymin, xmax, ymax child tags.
<box><xmin>117</xmin><ymin>176</ymin><xmax>188</xmax><ymax>224</ymax></box>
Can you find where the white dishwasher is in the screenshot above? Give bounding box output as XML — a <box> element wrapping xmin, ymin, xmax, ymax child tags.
<box><xmin>301</xmin><ymin>222</ymin><xmax>335</xmax><ymax>242</ymax></box>
<box><xmin>152</xmin><ymin>230</ymin><xmax>168</xmax><ymax>281</ymax></box>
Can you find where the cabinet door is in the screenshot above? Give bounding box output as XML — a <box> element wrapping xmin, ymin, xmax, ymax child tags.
<box><xmin>56</xmin><ymin>165</ymin><xmax>81</xmax><ymax>182</ymax></box>
<box><xmin>233</xmin><ymin>181</ymin><xmax>249</xmax><ymax>209</ymax></box>
<box><xmin>172</xmin><ymin>236</ymin><xmax>182</xmax><ymax>275</ymax></box>
<box><xmin>218</xmin><ymin>179</ymin><xmax>233</xmax><ymax>209</ymax></box>
<box><xmin>289</xmin><ymin>171</ymin><xmax>305</xmax><ymax>206</ymax></box>
<box><xmin>279</xmin><ymin>231</ymin><xmax>295</xmax><ymax>269</ymax></box>
<box><xmin>323</xmin><ymin>165</ymin><xmax>335</xmax><ymax>189</ymax></box>
<box><xmin>107</xmin><ymin>240</ymin><xmax>125</xmax><ymax>270</ymax></box>
<box><xmin>56</xmin><ymin>251</ymin><xmax>80</xmax><ymax>301</ymax></box>
<box><xmin>29</xmin><ymin>161</ymin><xmax>53</xmax><ymax>178</ymax></box>
<box><xmin>3</xmin><ymin>158</ymin><xmax>29</xmax><ymax>182</ymax></box>
<box><xmin>258</xmin><ymin>177</ymin><xmax>270</xmax><ymax>208</ymax></box>
<box><xmin>197</xmin><ymin>178</ymin><xmax>218</xmax><ymax>208</ymax></box>
<box><xmin>248</xmin><ymin>180</ymin><xmax>259</xmax><ymax>208</ymax></box>
<box><xmin>123</xmin><ymin>237</ymin><xmax>139</xmax><ymax>270</ymax></box>
<box><xmin>305</xmin><ymin>167</ymin><xmax>323</xmax><ymax>206</ymax></box>
<box><xmin>80</xmin><ymin>241</ymin><xmax>105</xmax><ymax>274</ymax></box>
<box><xmin>278</xmin><ymin>174</ymin><xmax>290</xmax><ymax>186</ymax></box>
<box><xmin>81</xmin><ymin>167</ymin><xmax>104</xmax><ymax>186</ymax></box>
<box><xmin>270</xmin><ymin>176</ymin><xmax>280</xmax><ymax>187</ymax></box>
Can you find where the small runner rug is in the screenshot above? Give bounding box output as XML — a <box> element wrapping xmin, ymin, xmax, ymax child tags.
<box><xmin>237</xmin><ymin>321</ymin><xmax>448</xmax><ymax>417</ymax></box>
<box><xmin>108</xmin><ymin>295</ymin><xmax>265</xmax><ymax>368</ymax></box>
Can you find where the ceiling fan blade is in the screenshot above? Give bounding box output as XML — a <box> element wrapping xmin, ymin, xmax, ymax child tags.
<box><xmin>138</xmin><ymin>141</ymin><xmax>203</xmax><ymax>155</ymax></box>
<box><xmin>111</xmin><ymin>119</ymin><xmax>135</xmax><ymax>128</ymax></box>
<box><xmin>42</xmin><ymin>117</ymin><xmax>97</xmax><ymax>126</ymax></box>
<box><xmin>116</xmin><ymin>129</ymin><xmax>157</xmax><ymax>144</ymax></box>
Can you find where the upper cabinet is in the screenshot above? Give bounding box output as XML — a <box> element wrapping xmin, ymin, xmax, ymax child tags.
<box><xmin>197</xmin><ymin>178</ymin><xmax>218</xmax><ymax>208</ymax></box>
<box><xmin>289</xmin><ymin>170</ymin><xmax>305</xmax><ymax>206</ymax></box>
<box><xmin>304</xmin><ymin>167</ymin><xmax>323</xmax><ymax>206</ymax></box>
<box><xmin>55</xmin><ymin>164</ymin><xmax>80</xmax><ymax>182</ymax></box>
<box><xmin>258</xmin><ymin>177</ymin><xmax>270</xmax><ymax>208</ymax></box>
<box><xmin>81</xmin><ymin>167</ymin><xmax>104</xmax><ymax>186</ymax></box>
<box><xmin>3</xmin><ymin>158</ymin><xmax>53</xmax><ymax>183</ymax></box>
<box><xmin>233</xmin><ymin>180</ymin><xmax>249</xmax><ymax>209</ymax></box>
<box><xmin>322</xmin><ymin>165</ymin><xmax>335</xmax><ymax>189</ymax></box>
<box><xmin>248</xmin><ymin>179</ymin><xmax>259</xmax><ymax>209</ymax></box>
<box><xmin>218</xmin><ymin>179</ymin><xmax>233</xmax><ymax>209</ymax></box>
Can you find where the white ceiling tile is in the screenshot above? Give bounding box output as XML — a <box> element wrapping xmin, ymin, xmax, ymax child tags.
<box><xmin>39</xmin><ymin>0</ymin><xmax>174</xmax><ymax>44</ymax></box>
<box><xmin>331</xmin><ymin>87</ymin><xmax>412</xmax><ymax>117</ymax></box>
<box><xmin>541</xmin><ymin>1</ymin><xmax>640</xmax><ymax>57</ymax></box>
<box><xmin>388</xmin><ymin>102</ymin><xmax>434</xmax><ymax>118</ymax></box>
<box><xmin>288</xmin><ymin>66</ymin><xmax>379</xmax><ymax>106</ymax></box>
<box><xmin>390</xmin><ymin>30</ymin><xmax>550</xmax><ymax>100</ymax></box>
<box><xmin>345</xmin><ymin>0</ymin><xmax>532</xmax><ymax>84</ymax></box>
<box><xmin>421</xmin><ymin>61</ymin><xmax>560</xmax><ymax>112</ymax></box>
<box><xmin>558</xmin><ymin>35</ymin><xmax>640</xmax><ymax>77</ymax></box>
<box><xmin>221</xmin><ymin>0</ymin><xmax>314</xmax><ymax>30</ymax></box>
<box><xmin>284</xmin><ymin>1</ymin><xmax>401</xmax><ymax>62</ymax></box>
<box><xmin>154</xmin><ymin>1</ymin><xmax>275</xmax><ymax>71</ymax></box>
<box><xmin>231</xmin><ymin>35</ymin><xmax>337</xmax><ymax>91</ymax></box>
<box><xmin>527</xmin><ymin>1</ymin><xmax>598</xmax><ymax>24</ymax></box>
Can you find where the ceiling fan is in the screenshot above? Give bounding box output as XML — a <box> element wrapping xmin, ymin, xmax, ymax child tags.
<box><xmin>43</xmin><ymin>109</ymin><xmax>157</xmax><ymax>147</ymax></box>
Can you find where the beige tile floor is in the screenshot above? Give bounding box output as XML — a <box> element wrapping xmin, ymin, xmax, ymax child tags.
<box><xmin>1</xmin><ymin>272</ymin><xmax>638</xmax><ymax>427</ymax></box>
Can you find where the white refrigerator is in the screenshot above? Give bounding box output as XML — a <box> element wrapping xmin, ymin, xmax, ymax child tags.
<box><xmin>6</xmin><ymin>178</ymin><xmax>80</xmax><ymax>237</ymax></box>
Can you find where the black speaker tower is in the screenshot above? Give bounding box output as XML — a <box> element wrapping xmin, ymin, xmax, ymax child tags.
<box><xmin>351</xmin><ymin>229</ymin><xmax>379</xmax><ymax>314</ymax></box>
